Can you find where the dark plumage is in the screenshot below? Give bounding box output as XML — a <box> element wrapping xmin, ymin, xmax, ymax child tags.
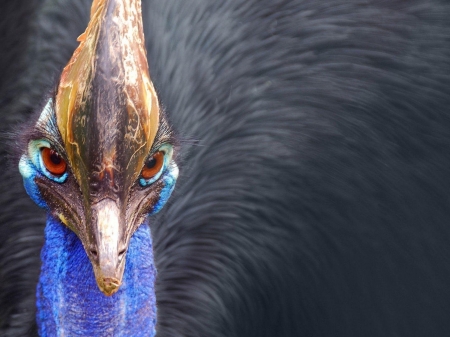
<box><xmin>2</xmin><ymin>0</ymin><xmax>450</xmax><ymax>336</ymax></box>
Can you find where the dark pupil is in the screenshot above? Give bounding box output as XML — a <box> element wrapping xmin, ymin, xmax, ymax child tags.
<box><xmin>50</xmin><ymin>151</ymin><xmax>62</xmax><ymax>165</ymax></box>
<box><xmin>146</xmin><ymin>157</ymin><xmax>156</xmax><ymax>168</ymax></box>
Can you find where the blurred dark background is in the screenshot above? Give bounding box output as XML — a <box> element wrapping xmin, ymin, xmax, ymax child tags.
<box><xmin>1</xmin><ymin>0</ymin><xmax>450</xmax><ymax>336</ymax></box>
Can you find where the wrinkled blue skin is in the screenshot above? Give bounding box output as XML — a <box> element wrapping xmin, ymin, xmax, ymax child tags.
<box><xmin>38</xmin><ymin>218</ymin><xmax>157</xmax><ymax>337</ymax></box>
<box><xmin>19</xmin><ymin>148</ymin><xmax>178</xmax><ymax>336</ymax></box>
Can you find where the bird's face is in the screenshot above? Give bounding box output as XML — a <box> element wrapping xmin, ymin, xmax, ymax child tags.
<box><xmin>18</xmin><ymin>0</ymin><xmax>178</xmax><ymax>296</ymax></box>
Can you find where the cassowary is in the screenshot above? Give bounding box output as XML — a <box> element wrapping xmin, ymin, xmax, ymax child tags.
<box><xmin>1</xmin><ymin>0</ymin><xmax>450</xmax><ymax>336</ymax></box>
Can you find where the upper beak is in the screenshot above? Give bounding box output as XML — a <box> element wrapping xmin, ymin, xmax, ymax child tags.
<box><xmin>52</xmin><ymin>0</ymin><xmax>160</xmax><ymax>297</ymax></box>
<box><xmin>89</xmin><ymin>198</ymin><xmax>127</xmax><ymax>296</ymax></box>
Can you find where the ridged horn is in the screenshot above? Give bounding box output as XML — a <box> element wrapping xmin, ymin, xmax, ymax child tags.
<box><xmin>55</xmin><ymin>0</ymin><xmax>159</xmax><ymax>201</ymax></box>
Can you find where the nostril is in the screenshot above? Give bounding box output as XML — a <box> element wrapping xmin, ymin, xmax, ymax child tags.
<box><xmin>90</xmin><ymin>249</ymin><xmax>98</xmax><ymax>259</ymax></box>
<box><xmin>118</xmin><ymin>249</ymin><xmax>126</xmax><ymax>262</ymax></box>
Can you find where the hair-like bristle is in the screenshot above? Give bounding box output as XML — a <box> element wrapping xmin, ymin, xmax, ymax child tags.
<box><xmin>0</xmin><ymin>3</ymin><xmax>43</xmax><ymax>335</ymax></box>
<box><xmin>3</xmin><ymin>0</ymin><xmax>450</xmax><ymax>336</ymax></box>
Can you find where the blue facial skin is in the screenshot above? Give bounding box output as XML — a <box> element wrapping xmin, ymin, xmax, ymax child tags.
<box><xmin>19</xmin><ymin>145</ymin><xmax>178</xmax><ymax>337</ymax></box>
<box><xmin>37</xmin><ymin>217</ymin><xmax>157</xmax><ymax>337</ymax></box>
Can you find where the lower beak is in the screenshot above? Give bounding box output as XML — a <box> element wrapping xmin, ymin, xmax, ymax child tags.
<box><xmin>89</xmin><ymin>198</ymin><xmax>126</xmax><ymax>296</ymax></box>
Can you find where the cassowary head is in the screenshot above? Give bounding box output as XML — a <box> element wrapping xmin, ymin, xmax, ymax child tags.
<box><xmin>18</xmin><ymin>0</ymin><xmax>178</xmax><ymax>296</ymax></box>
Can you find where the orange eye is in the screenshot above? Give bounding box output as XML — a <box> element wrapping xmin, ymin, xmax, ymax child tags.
<box><xmin>41</xmin><ymin>147</ymin><xmax>67</xmax><ymax>176</ymax></box>
<box><xmin>141</xmin><ymin>151</ymin><xmax>164</xmax><ymax>180</ymax></box>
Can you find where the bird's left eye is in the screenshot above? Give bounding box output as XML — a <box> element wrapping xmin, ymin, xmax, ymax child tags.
<box><xmin>141</xmin><ymin>151</ymin><xmax>164</xmax><ymax>180</ymax></box>
<box><xmin>139</xmin><ymin>145</ymin><xmax>173</xmax><ymax>187</ymax></box>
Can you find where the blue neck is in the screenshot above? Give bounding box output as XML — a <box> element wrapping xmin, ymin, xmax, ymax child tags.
<box><xmin>37</xmin><ymin>216</ymin><xmax>157</xmax><ymax>337</ymax></box>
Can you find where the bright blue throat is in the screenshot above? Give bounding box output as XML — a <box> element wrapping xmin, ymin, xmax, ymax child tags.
<box><xmin>37</xmin><ymin>216</ymin><xmax>157</xmax><ymax>337</ymax></box>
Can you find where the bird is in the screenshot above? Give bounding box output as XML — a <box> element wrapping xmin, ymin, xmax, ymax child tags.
<box><xmin>1</xmin><ymin>0</ymin><xmax>450</xmax><ymax>336</ymax></box>
<box><xmin>16</xmin><ymin>0</ymin><xmax>176</xmax><ymax>335</ymax></box>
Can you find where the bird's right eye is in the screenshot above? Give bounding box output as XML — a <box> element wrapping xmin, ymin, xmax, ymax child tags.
<box><xmin>26</xmin><ymin>139</ymin><xmax>69</xmax><ymax>184</ymax></box>
<box><xmin>41</xmin><ymin>148</ymin><xmax>67</xmax><ymax>176</ymax></box>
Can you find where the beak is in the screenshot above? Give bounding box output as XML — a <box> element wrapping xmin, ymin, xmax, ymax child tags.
<box><xmin>53</xmin><ymin>0</ymin><xmax>160</xmax><ymax>296</ymax></box>
<box><xmin>89</xmin><ymin>198</ymin><xmax>126</xmax><ymax>296</ymax></box>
